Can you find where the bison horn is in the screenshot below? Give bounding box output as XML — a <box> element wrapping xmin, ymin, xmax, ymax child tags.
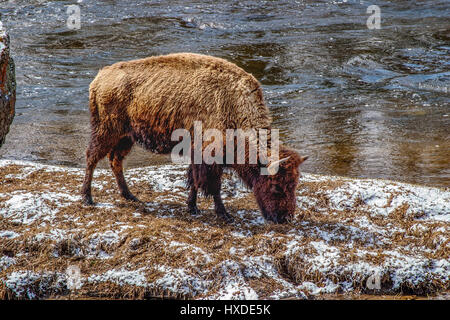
<box><xmin>267</xmin><ymin>156</ymin><xmax>290</xmax><ymax>175</ymax></box>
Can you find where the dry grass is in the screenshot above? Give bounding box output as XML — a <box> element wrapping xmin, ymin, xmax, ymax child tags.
<box><xmin>0</xmin><ymin>160</ymin><xmax>448</xmax><ymax>299</ymax></box>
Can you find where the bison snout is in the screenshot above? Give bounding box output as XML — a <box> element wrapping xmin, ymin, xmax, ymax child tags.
<box><xmin>268</xmin><ymin>211</ymin><xmax>292</xmax><ymax>224</ymax></box>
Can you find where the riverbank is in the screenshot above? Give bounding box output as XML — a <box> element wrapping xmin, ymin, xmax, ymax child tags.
<box><xmin>2</xmin><ymin>0</ymin><xmax>450</xmax><ymax>187</ymax></box>
<box><xmin>0</xmin><ymin>160</ymin><xmax>448</xmax><ymax>299</ymax></box>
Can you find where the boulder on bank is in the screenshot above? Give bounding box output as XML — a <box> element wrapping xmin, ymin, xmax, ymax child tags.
<box><xmin>0</xmin><ymin>21</ymin><xmax>16</xmax><ymax>148</ymax></box>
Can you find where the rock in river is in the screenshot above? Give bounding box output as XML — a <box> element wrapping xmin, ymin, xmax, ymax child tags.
<box><xmin>0</xmin><ymin>21</ymin><xmax>16</xmax><ymax>148</ymax></box>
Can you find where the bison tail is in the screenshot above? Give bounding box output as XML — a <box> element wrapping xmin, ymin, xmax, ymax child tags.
<box><xmin>88</xmin><ymin>88</ymin><xmax>100</xmax><ymax>129</ymax></box>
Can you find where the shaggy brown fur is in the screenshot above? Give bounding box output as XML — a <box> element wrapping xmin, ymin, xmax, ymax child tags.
<box><xmin>81</xmin><ymin>53</ymin><xmax>307</xmax><ymax>223</ymax></box>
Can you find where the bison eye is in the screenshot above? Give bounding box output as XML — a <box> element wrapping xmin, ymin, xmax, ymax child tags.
<box><xmin>271</xmin><ymin>185</ymin><xmax>284</xmax><ymax>195</ymax></box>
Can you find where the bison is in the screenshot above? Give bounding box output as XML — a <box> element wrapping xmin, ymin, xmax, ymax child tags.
<box><xmin>81</xmin><ymin>53</ymin><xmax>307</xmax><ymax>223</ymax></box>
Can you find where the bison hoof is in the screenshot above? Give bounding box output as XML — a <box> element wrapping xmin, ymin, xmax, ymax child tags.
<box><xmin>122</xmin><ymin>193</ymin><xmax>140</xmax><ymax>203</ymax></box>
<box><xmin>82</xmin><ymin>195</ymin><xmax>94</xmax><ymax>206</ymax></box>
<box><xmin>217</xmin><ymin>211</ymin><xmax>234</xmax><ymax>223</ymax></box>
<box><xmin>188</xmin><ymin>205</ymin><xmax>201</xmax><ymax>215</ymax></box>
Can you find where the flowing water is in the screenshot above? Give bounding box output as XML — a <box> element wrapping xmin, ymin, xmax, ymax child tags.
<box><xmin>0</xmin><ymin>0</ymin><xmax>449</xmax><ymax>187</ymax></box>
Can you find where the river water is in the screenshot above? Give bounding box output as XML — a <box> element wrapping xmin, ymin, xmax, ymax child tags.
<box><xmin>0</xmin><ymin>0</ymin><xmax>449</xmax><ymax>187</ymax></box>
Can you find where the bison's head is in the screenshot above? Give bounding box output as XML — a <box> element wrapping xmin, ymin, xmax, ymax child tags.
<box><xmin>253</xmin><ymin>149</ymin><xmax>307</xmax><ymax>224</ymax></box>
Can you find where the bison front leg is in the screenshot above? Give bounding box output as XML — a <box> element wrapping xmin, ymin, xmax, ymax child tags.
<box><xmin>213</xmin><ymin>193</ymin><xmax>233</xmax><ymax>223</ymax></box>
<box><xmin>188</xmin><ymin>164</ymin><xmax>233</xmax><ymax>223</ymax></box>
<box><xmin>187</xmin><ymin>186</ymin><xmax>201</xmax><ymax>215</ymax></box>
<box><xmin>186</xmin><ymin>165</ymin><xmax>201</xmax><ymax>215</ymax></box>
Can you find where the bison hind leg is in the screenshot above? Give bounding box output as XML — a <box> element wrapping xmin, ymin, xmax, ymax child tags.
<box><xmin>81</xmin><ymin>134</ymin><xmax>114</xmax><ymax>205</ymax></box>
<box><xmin>108</xmin><ymin>136</ymin><xmax>139</xmax><ymax>202</ymax></box>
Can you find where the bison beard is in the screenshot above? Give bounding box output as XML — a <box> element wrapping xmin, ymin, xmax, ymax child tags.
<box><xmin>81</xmin><ymin>53</ymin><xmax>307</xmax><ymax>223</ymax></box>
